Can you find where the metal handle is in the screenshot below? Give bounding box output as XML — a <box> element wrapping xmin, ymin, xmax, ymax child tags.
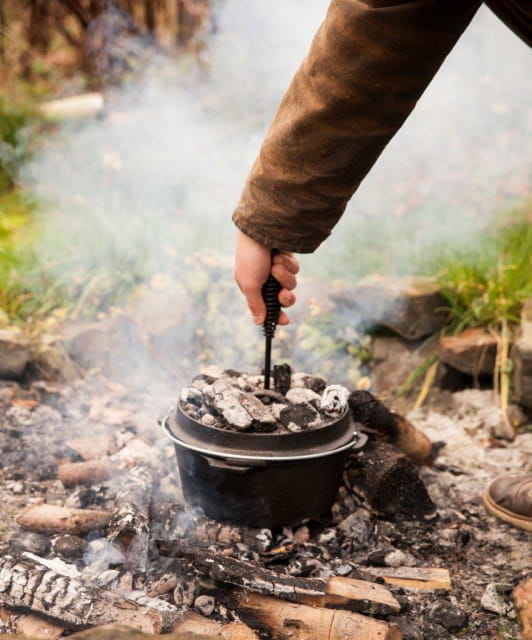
<box><xmin>262</xmin><ymin>249</ymin><xmax>282</xmax><ymax>390</ymax></box>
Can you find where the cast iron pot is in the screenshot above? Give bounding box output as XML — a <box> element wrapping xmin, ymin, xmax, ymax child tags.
<box><xmin>160</xmin><ymin>402</ymin><xmax>367</xmax><ymax>528</ymax></box>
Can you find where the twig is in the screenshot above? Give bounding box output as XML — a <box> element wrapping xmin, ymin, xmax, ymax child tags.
<box><xmin>412</xmin><ymin>358</ymin><xmax>439</xmax><ymax>411</ymax></box>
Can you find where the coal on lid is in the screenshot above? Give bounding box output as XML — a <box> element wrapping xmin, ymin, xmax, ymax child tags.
<box><xmin>179</xmin><ymin>368</ymin><xmax>349</xmax><ymax>434</ymax></box>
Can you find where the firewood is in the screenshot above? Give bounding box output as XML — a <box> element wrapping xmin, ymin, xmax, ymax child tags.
<box><xmin>173</xmin><ymin>610</ymin><xmax>260</xmax><ymax>639</ymax></box>
<box><xmin>107</xmin><ymin>464</ymin><xmax>155</xmax><ymax>571</ymax></box>
<box><xmin>349</xmin><ymin>390</ymin><xmax>432</xmax><ymax>463</ymax></box>
<box><xmin>0</xmin><ymin>607</ymin><xmax>65</xmax><ymax>639</ymax></box>
<box><xmin>513</xmin><ymin>577</ymin><xmax>532</xmax><ymax>640</ymax></box>
<box><xmin>157</xmin><ymin>540</ymin><xmax>325</xmax><ymax>599</ymax></box>
<box><xmin>350</xmin><ymin>441</ymin><xmax>436</xmax><ymax>520</ymax></box>
<box><xmin>58</xmin><ymin>459</ymin><xmax>120</xmax><ymax>486</ymax></box>
<box><xmin>157</xmin><ymin>540</ymin><xmax>400</xmax><ymax>616</ymax></box>
<box><xmin>299</xmin><ymin>576</ymin><xmax>400</xmax><ymax>615</ymax></box>
<box><xmin>229</xmin><ymin>589</ymin><xmax>402</xmax><ymax>640</ymax></box>
<box><xmin>65</xmin><ymin>434</ymin><xmax>115</xmax><ymax>460</ymax></box>
<box><xmin>16</xmin><ymin>504</ymin><xmax>111</xmax><ymax>535</ymax></box>
<box><xmin>363</xmin><ymin>567</ymin><xmax>452</xmax><ymax>591</ymax></box>
<box><xmin>38</xmin><ymin>93</ymin><xmax>104</xmax><ymax>120</ymax></box>
<box><xmin>0</xmin><ymin>556</ymin><xmax>177</xmax><ymax>633</ymax></box>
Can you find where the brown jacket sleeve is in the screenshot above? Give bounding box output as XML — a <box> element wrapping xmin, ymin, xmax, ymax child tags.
<box><xmin>232</xmin><ymin>0</ymin><xmax>485</xmax><ymax>253</ymax></box>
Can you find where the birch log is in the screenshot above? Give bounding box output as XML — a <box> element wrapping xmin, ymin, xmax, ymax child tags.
<box><xmin>0</xmin><ymin>556</ymin><xmax>176</xmax><ymax>633</ymax></box>
<box><xmin>107</xmin><ymin>464</ymin><xmax>156</xmax><ymax>571</ymax></box>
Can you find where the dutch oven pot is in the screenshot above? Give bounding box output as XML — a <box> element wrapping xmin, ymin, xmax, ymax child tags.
<box><xmin>160</xmin><ymin>402</ymin><xmax>367</xmax><ymax>528</ymax></box>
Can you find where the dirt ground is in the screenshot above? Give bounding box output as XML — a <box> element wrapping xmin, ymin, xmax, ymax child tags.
<box><xmin>0</xmin><ymin>370</ymin><xmax>530</xmax><ymax>640</ymax></box>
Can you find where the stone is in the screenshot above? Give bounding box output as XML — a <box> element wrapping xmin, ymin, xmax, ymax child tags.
<box><xmin>439</xmin><ymin>328</ymin><xmax>498</xmax><ymax>377</ymax></box>
<box><xmin>330</xmin><ymin>274</ymin><xmax>447</xmax><ymax>340</ymax></box>
<box><xmin>427</xmin><ymin>600</ymin><xmax>469</xmax><ymax>632</ymax></box>
<box><xmin>0</xmin><ymin>328</ymin><xmax>31</xmax><ymax>379</ymax></box>
<box><xmin>371</xmin><ymin>335</ymin><xmax>434</xmax><ymax>396</ymax></box>
<box><xmin>52</xmin><ymin>534</ymin><xmax>88</xmax><ymax>561</ymax></box>
<box><xmin>67</xmin><ymin>315</ymin><xmax>162</xmax><ymax>383</ymax></box>
<box><xmin>481</xmin><ymin>583</ymin><xmax>516</xmax><ymax>617</ymax></box>
<box><xmin>511</xmin><ymin>299</ymin><xmax>532</xmax><ymax>412</ymax></box>
<box><xmin>31</xmin><ymin>339</ymin><xmax>79</xmax><ymax>383</ymax></box>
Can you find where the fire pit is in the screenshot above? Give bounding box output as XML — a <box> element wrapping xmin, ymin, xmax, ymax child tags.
<box><xmin>161</xmin><ymin>369</ymin><xmax>367</xmax><ymax>527</ymax></box>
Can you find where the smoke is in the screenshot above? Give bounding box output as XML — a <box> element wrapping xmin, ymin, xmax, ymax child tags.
<box><xmin>21</xmin><ymin>2</ymin><xmax>531</xmax><ymax>384</ymax></box>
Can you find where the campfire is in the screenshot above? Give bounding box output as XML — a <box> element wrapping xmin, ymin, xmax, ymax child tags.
<box><xmin>0</xmin><ymin>367</ymin><xmax>529</xmax><ymax>640</ymax></box>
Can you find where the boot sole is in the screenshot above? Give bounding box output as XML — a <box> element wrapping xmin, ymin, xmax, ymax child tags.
<box><xmin>483</xmin><ymin>490</ymin><xmax>532</xmax><ymax>533</ymax></box>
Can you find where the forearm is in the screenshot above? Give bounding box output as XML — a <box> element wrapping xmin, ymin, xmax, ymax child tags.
<box><xmin>233</xmin><ymin>0</ymin><xmax>482</xmax><ymax>253</ymax></box>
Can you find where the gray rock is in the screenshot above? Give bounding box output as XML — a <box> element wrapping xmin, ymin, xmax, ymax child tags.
<box><xmin>384</xmin><ymin>549</ymin><xmax>416</xmax><ymax>568</ymax></box>
<box><xmin>0</xmin><ymin>328</ymin><xmax>30</xmax><ymax>378</ymax></box>
<box><xmin>10</xmin><ymin>531</ymin><xmax>51</xmax><ymax>556</ymax></box>
<box><xmin>330</xmin><ymin>275</ymin><xmax>447</xmax><ymax>340</ymax></box>
<box><xmin>52</xmin><ymin>534</ymin><xmax>88</xmax><ymax>560</ymax></box>
<box><xmin>481</xmin><ymin>583</ymin><xmax>516</xmax><ymax>617</ymax></box>
<box><xmin>439</xmin><ymin>328</ymin><xmax>497</xmax><ymax>376</ymax></box>
<box><xmin>427</xmin><ymin>600</ymin><xmax>469</xmax><ymax>632</ymax></box>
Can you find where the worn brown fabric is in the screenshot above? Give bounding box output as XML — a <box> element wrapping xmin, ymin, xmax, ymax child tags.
<box><xmin>232</xmin><ymin>0</ymin><xmax>531</xmax><ymax>253</ymax></box>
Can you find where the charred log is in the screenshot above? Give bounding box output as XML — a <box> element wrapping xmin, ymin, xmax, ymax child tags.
<box><xmin>348</xmin><ymin>441</ymin><xmax>437</xmax><ymax>520</ymax></box>
<box><xmin>348</xmin><ymin>390</ymin><xmax>433</xmax><ymax>463</ymax></box>
<box><xmin>157</xmin><ymin>540</ymin><xmax>400</xmax><ymax>616</ymax></box>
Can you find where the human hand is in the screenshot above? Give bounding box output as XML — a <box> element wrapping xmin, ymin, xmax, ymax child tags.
<box><xmin>234</xmin><ymin>230</ymin><xmax>299</xmax><ymax>325</ymax></box>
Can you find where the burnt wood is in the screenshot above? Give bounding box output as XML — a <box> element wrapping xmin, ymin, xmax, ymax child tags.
<box><xmin>156</xmin><ymin>540</ymin><xmax>400</xmax><ymax>616</ymax></box>
<box><xmin>349</xmin><ymin>441</ymin><xmax>436</xmax><ymax>520</ymax></box>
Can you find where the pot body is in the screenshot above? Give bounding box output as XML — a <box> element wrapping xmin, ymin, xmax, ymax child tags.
<box><xmin>175</xmin><ymin>445</ymin><xmax>349</xmax><ymax>528</ymax></box>
<box><xmin>162</xmin><ymin>403</ymin><xmax>366</xmax><ymax>528</ymax></box>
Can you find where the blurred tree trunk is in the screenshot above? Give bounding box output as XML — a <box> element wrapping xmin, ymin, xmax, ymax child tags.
<box><xmin>0</xmin><ymin>0</ymin><xmax>5</xmax><ymax>58</ymax></box>
<box><xmin>2</xmin><ymin>0</ymin><xmax>214</xmax><ymax>83</ymax></box>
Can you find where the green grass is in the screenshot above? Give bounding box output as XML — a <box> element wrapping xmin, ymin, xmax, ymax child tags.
<box><xmin>430</xmin><ymin>214</ymin><xmax>531</xmax><ymax>334</ymax></box>
<box><xmin>0</xmin><ymin>95</ymin><xmax>36</xmax><ymax>192</ymax></box>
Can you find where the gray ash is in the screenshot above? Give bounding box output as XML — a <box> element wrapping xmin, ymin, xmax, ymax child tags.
<box><xmin>179</xmin><ymin>367</ymin><xmax>341</xmax><ymax>434</ymax></box>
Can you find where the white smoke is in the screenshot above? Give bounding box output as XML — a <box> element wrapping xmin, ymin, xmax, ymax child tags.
<box><xmin>20</xmin><ymin>1</ymin><xmax>531</xmax><ymax>380</ymax></box>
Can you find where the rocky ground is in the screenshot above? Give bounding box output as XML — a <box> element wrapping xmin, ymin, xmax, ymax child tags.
<box><xmin>0</xmin><ymin>365</ymin><xmax>530</xmax><ymax>640</ymax></box>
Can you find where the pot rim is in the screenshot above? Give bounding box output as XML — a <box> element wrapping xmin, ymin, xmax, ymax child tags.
<box><xmin>161</xmin><ymin>412</ymin><xmax>367</xmax><ymax>462</ymax></box>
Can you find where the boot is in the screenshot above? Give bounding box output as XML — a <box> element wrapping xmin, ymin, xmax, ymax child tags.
<box><xmin>483</xmin><ymin>475</ymin><xmax>532</xmax><ymax>532</ymax></box>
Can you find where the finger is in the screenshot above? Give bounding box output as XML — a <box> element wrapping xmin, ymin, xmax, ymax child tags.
<box><xmin>271</xmin><ymin>263</ymin><xmax>297</xmax><ymax>291</ymax></box>
<box><xmin>279</xmin><ymin>288</ymin><xmax>296</xmax><ymax>308</ymax></box>
<box><xmin>277</xmin><ymin>310</ymin><xmax>290</xmax><ymax>325</ymax></box>
<box><xmin>245</xmin><ymin>291</ymin><xmax>267</xmax><ymax>325</ymax></box>
<box><xmin>273</xmin><ymin>252</ymin><xmax>299</xmax><ymax>275</ymax></box>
